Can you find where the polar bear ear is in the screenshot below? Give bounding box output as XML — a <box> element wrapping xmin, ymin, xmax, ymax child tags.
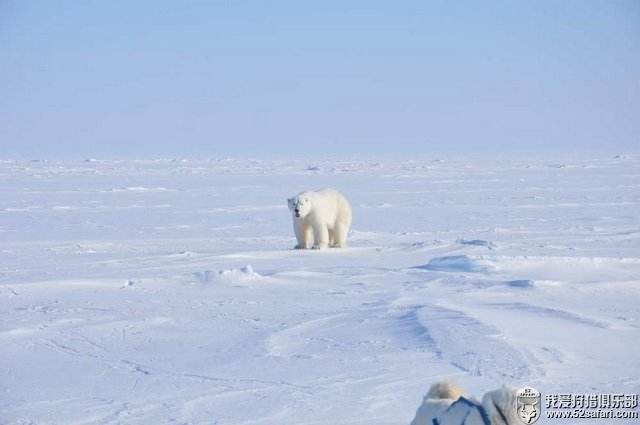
<box><xmin>287</xmin><ymin>198</ymin><xmax>292</xmax><ymax>203</ymax></box>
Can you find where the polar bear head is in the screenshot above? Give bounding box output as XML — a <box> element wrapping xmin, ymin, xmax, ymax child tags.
<box><xmin>288</xmin><ymin>193</ymin><xmax>312</xmax><ymax>218</ymax></box>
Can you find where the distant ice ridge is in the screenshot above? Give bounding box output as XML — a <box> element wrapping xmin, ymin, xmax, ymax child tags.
<box><xmin>104</xmin><ymin>186</ymin><xmax>172</xmax><ymax>192</ymax></box>
<box><xmin>419</xmin><ymin>255</ymin><xmax>640</xmax><ymax>283</ymax></box>
<box><xmin>455</xmin><ymin>237</ymin><xmax>496</xmax><ymax>249</ymax></box>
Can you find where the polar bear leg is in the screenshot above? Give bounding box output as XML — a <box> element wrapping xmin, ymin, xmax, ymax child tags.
<box><xmin>311</xmin><ymin>224</ymin><xmax>329</xmax><ymax>250</ymax></box>
<box><xmin>328</xmin><ymin>230</ymin><xmax>336</xmax><ymax>247</ymax></box>
<box><xmin>331</xmin><ymin>222</ymin><xmax>349</xmax><ymax>248</ymax></box>
<box><xmin>293</xmin><ymin>219</ymin><xmax>312</xmax><ymax>249</ymax></box>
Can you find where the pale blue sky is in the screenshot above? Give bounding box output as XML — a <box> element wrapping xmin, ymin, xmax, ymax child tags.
<box><xmin>1</xmin><ymin>0</ymin><xmax>638</xmax><ymax>157</ymax></box>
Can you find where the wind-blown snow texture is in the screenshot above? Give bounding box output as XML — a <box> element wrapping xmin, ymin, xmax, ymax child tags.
<box><xmin>1</xmin><ymin>155</ymin><xmax>639</xmax><ymax>424</ymax></box>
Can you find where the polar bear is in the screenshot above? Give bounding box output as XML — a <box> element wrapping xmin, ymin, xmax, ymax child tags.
<box><xmin>287</xmin><ymin>188</ymin><xmax>352</xmax><ymax>250</ymax></box>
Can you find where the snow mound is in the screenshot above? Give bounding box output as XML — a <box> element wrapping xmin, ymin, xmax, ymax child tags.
<box><xmin>194</xmin><ymin>265</ymin><xmax>261</xmax><ymax>284</ymax></box>
<box><xmin>420</xmin><ymin>255</ymin><xmax>640</xmax><ymax>283</ymax></box>
<box><xmin>419</xmin><ymin>255</ymin><xmax>492</xmax><ymax>273</ymax></box>
<box><xmin>484</xmin><ymin>255</ymin><xmax>640</xmax><ymax>283</ymax></box>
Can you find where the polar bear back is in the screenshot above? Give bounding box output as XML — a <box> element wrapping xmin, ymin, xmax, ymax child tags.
<box><xmin>307</xmin><ymin>188</ymin><xmax>352</xmax><ymax>228</ymax></box>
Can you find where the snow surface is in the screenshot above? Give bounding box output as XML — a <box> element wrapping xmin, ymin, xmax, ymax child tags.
<box><xmin>1</xmin><ymin>155</ymin><xmax>639</xmax><ymax>424</ymax></box>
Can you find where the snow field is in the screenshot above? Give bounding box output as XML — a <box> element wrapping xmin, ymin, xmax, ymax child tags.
<box><xmin>1</xmin><ymin>155</ymin><xmax>639</xmax><ymax>424</ymax></box>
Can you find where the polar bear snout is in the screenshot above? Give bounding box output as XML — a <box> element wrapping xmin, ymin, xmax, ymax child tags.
<box><xmin>289</xmin><ymin>196</ymin><xmax>311</xmax><ymax>218</ymax></box>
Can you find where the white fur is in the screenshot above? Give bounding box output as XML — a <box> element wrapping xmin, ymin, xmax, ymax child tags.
<box><xmin>410</xmin><ymin>381</ymin><xmax>466</xmax><ymax>425</ymax></box>
<box><xmin>287</xmin><ymin>188</ymin><xmax>352</xmax><ymax>250</ymax></box>
<box><xmin>410</xmin><ymin>381</ymin><xmax>520</xmax><ymax>425</ymax></box>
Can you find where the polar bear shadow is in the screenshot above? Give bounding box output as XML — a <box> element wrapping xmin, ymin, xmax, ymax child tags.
<box><xmin>287</xmin><ymin>188</ymin><xmax>352</xmax><ymax>250</ymax></box>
